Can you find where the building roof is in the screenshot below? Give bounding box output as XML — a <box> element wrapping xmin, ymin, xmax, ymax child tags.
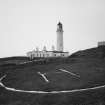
<box><xmin>27</xmin><ymin>50</ymin><xmax>69</xmax><ymax>53</ymax></box>
<box><xmin>50</xmin><ymin>51</ymin><xmax>68</xmax><ymax>53</ymax></box>
<box><xmin>57</xmin><ymin>22</ymin><xmax>62</xmax><ymax>25</ymax></box>
<box><xmin>43</xmin><ymin>50</ymin><xmax>69</xmax><ymax>53</ymax></box>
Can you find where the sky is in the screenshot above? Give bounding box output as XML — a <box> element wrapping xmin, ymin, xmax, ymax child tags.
<box><xmin>0</xmin><ymin>0</ymin><xmax>105</xmax><ymax>58</ymax></box>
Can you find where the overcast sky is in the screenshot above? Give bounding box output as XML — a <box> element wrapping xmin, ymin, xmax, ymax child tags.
<box><xmin>0</xmin><ymin>0</ymin><xmax>105</xmax><ymax>57</ymax></box>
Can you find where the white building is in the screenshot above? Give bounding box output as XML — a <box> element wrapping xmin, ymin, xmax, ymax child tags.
<box><xmin>27</xmin><ymin>22</ymin><xmax>69</xmax><ymax>59</ymax></box>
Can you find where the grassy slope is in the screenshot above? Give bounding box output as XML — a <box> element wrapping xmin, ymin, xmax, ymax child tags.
<box><xmin>0</xmin><ymin>56</ymin><xmax>30</xmax><ymax>65</ymax></box>
<box><xmin>0</xmin><ymin>46</ymin><xmax>105</xmax><ymax>105</ymax></box>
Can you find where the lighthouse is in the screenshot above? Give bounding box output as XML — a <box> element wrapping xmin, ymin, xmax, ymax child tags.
<box><xmin>56</xmin><ymin>22</ymin><xmax>63</xmax><ymax>52</ymax></box>
<box><xmin>27</xmin><ymin>22</ymin><xmax>69</xmax><ymax>59</ymax></box>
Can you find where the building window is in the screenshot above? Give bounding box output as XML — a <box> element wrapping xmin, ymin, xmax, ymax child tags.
<box><xmin>61</xmin><ymin>54</ymin><xmax>64</xmax><ymax>56</ymax></box>
<box><xmin>31</xmin><ymin>55</ymin><xmax>33</xmax><ymax>59</ymax></box>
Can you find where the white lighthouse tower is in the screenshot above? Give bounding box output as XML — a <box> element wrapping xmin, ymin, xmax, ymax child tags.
<box><xmin>56</xmin><ymin>22</ymin><xmax>63</xmax><ymax>52</ymax></box>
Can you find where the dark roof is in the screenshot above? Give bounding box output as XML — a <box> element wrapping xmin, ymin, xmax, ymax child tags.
<box><xmin>47</xmin><ymin>51</ymin><xmax>69</xmax><ymax>53</ymax></box>
<box><xmin>29</xmin><ymin>50</ymin><xmax>69</xmax><ymax>53</ymax></box>
<box><xmin>57</xmin><ymin>22</ymin><xmax>62</xmax><ymax>25</ymax></box>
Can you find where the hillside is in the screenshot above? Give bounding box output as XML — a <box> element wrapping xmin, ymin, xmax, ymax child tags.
<box><xmin>0</xmin><ymin>56</ymin><xmax>30</xmax><ymax>66</ymax></box>
<box><xmin>70</xmin><ymin>46</ymin><xmax>105</xmax><ymax>59</ymax></box>
<box><xmin>0</xmin><ymin>46</ymin><xmax>105</xmax><ymax>105</ymax></box>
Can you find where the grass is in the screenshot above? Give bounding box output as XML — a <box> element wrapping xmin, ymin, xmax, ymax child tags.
<box><xmin>0</xmin><ymin>46</ymin><xmax>105</xmax><ymax>105</ymax></box>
